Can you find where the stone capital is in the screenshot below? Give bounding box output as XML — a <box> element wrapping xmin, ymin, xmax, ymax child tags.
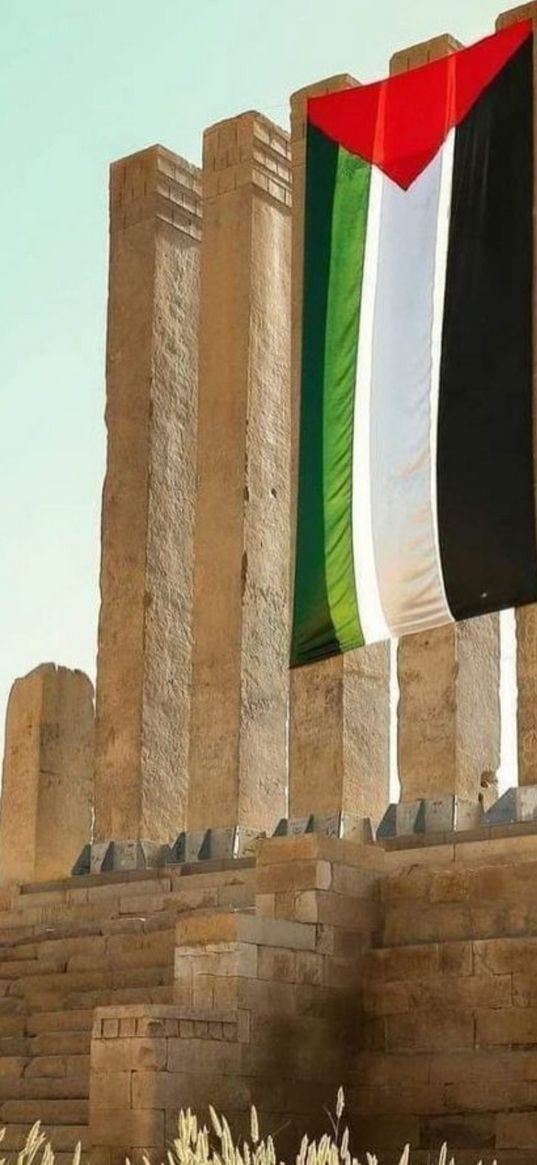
<box><xmin>110</xmin><ymin>144</ymin><xmax>202</xmax><ymax>240</ymax></box>
<box><xmin>290</xmin><ymin>75</ymin><xmax>358</xmax><ymax>144</ymax></box>
<box><xmin>390</xmin><ymin>33</ymin><xmax>463</xmax><ymax>76</ymax></box>
<box><xmin>202</xmin><ymin>111</ymin><xmax>291</xmax><ymax>209</ymax></box>
<box><xmin>497</xmin><ymin>3</ymin><xmax>537</xmax><ymax>28</ymax></box>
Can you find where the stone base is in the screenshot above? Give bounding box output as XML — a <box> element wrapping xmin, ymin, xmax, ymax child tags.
<box><xmin>72</xmin><ymin>828</ymin><xmax>263</xmax><ymax>875</ymax></box>
<box><xmin>72</xmin><ymin>817</ymin><xmax>377</xmax><ymax>875</ymax></box>
<box><xmin>377</xmin><ymin>796</ymin><xmax>484</xmax><ymax>840</ymax></box>
<box><xmin>484</xmin><ymin>786</ymin><xmax>537</xmax><ymax>826</ymax></box>
<box><xmin>72</xmin><ymin>840</ymin><xmax>167</xmax><ymax>875</ymax></box>
<box><xmin>274</xmin><ymin>813</ymin><xmax>376</xmax><ymax>844</ymax></box>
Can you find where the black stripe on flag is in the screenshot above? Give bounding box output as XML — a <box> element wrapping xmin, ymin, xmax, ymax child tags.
<box><xmin>437</xmin><ymin>36</ymin><xmax>537</xmax><ymax>621</ymax></box>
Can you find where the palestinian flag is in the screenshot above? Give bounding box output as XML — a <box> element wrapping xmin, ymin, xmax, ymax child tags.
<box><xmin>292</xmin><ymin>19</ymin><xmax>537</xmax><ymax>668</ymax></box>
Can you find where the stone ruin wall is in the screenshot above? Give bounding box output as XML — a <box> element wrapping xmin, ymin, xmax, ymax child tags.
<box><xmin>2</xmin><ymin>3</ymin><xmax>537</xmax><ymax>1163</ymax></box>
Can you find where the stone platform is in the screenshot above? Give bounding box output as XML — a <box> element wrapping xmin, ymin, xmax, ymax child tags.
<box><xmin>0</xmin><ymin>829</ymin><xmax>536</xmax><ymax>1161</ymax></box>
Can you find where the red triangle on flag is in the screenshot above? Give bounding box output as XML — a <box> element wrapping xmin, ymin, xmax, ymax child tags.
<box><xmin>308</xmin><ymin>20</ymin><xmax>532</xmax><ymax>189</ymax></box>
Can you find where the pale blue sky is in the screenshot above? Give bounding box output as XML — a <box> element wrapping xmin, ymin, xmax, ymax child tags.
<box><xmin>0</xmin><ymin>0</ymin><xmax>516</xmax><ymax>776</ymax></box>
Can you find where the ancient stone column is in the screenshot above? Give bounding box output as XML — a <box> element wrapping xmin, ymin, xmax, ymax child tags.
<box><xmin>0</xmin><ymin>664</ymin><xmax>94</xmax><ymax>883</ymax></box>
<box><xmin>94</xmin><ymin>146</ymin><xmax>201</xmax><ymax>844</ymax></box>
<box><xmin>496</xmin><ymin>2</ymin><xmax>537</xmax><ymax>787</ymax></box>
<box><xmin>187</xmin><ymin>113</ymin><xmax>291</xmax><ymax>835</ymax></box>
<box><xmin>288</xmin><ymin>79</ymin><xmax>391</xmax><ymax>829</ymax></box>
<box><xmin>392</xmin><ymin>36</ymin><xmax>502</xmax><ymax>805</ymax></box>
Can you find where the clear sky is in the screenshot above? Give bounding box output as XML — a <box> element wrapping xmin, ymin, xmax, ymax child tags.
<box><xmin>0</xmin><ymin>0</ymin><xmax>517</xmax><ymax>779</ymax></box>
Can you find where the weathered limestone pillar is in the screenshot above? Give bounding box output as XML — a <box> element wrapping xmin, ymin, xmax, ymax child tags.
<box><xmin>391</xmin><ymin>36</ymin><xmax>502</xmax><ymax>805</ymax></box>
<box><xmin>94</xmin><ymin>146</ymin><xmax>201</xmax><ymax>844</ymax></box>
<box><xmin>496</xmin><ymin>2</ymin><xmax>537</xmax><ymax>786</ymax></box>
<box><xmin>288</xmin><ymin>79</ymin><xmax>390</xmax><ymax>829</ymax></box>
<box><xmin>0</xmin><ymin>664</ymin><xmax>94</xmax><ymax>883</ymax></box>
<box><xmin>187</xmin><ymin>114</ymin><xmax>291</xmax><ymax>833</ymax></box>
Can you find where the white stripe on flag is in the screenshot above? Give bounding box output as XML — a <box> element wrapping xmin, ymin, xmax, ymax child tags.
<box><xmin>367</xmin><ymin>137</ymin><xmax>455</xmax><ymax>638</ymax></box>
<box><xmin>352</xmin><ymin>166</ymin><xmax>391</xmax><ymax>645</ymax></box>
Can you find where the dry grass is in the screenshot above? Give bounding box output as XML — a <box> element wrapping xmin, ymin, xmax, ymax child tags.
<box><xmin>3</xmin><ymin>1091</ymin><xmax>496</xmax><ymax>1165</ymax></box>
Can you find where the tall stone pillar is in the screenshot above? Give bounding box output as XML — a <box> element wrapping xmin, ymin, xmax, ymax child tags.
<box><xmin>187</xmin><ymin>113</ymin><xmax>291</xmax><ymax>834</ymax></box>
<box><xmin>390</xmin><ymin>36</ymin><xmax>502</xmax><ymax>806</ymax></box>
<box><xmin>0</xmin><ymin>665</ymin><xmax>94</xmax><ymax>884</ymax></box>
<box><xmin>94</xmin><ymin>146</ymin><xmax>201</xmax><ymax>844</ymax></box>
<box><xmin>288</xmin><ymin>79</ymin><xmax>391</xmax><ymax>829</ymax></box>
<box><xmin>496</xmin><ymin>2</ymin><xmax>537</xmax><ymax>787</ymax></box>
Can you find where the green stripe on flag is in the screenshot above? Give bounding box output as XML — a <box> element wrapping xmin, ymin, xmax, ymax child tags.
<box><xmin>292</xmin><ymin>124</ymin><xmax>339</xmax><ymax>667</ymax></box>
<box><xmin>323</xmin><ymin>145</ymin><xmax>371</xmax><ymax>653</ymax></box>
<box><xmin>292</xmin><ymin>125</ymin><xmax>372</xmax><ymax>667</ymax></box>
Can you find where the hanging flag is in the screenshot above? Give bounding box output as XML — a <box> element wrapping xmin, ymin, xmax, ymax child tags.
<box><xmin>292</xmin><ymin>19</ymin><xmax>537</xmax><ymax>668</ymax></box>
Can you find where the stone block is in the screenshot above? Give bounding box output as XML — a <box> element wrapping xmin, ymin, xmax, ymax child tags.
<box><xmin>378</xmin><ymin>797</ymin><xmax>483</xmax><ymax>839</ymax></box>
<box><xmin>439</xmin><ymin>942</ymin><xmax>473</xmax><ymax>977</ymax></box>
<box><xmin>91</xmin><ymin>1037</ymin><xmax>167</xmax><ymax>1072</ymax></box>
<box><xmin>476</xmin><ymin>1007</ymin><xmax>537</xmax><ymax>1046</ymax></box>
<box><xmin>273</xmin><ymin>817</ymin><xmax>314</xmax><ymax>837</ymax></box>
<box><xmin>256</xmin><ymin>832</ymin><xmax>386</xmax><ymax>870</ymax></box>
<box><xmin>368</xmin><ymin>944</ymin><xmax>439</xmax><ymax>982</ymax></box>
<box><xmin>90</xmin><ymin>1071</ymin><xmax>131</xmax><ymax>1111</ymax></box>
<box><xmin>90</xmin><ymin>1108</ymin><xmax>164</xmax><ymax>1151</ymax></box>
<box><xmin>497</xmin><ymin>1111</ymin><xmax>537</xmax><ymax>1149</ymax></box>
<box><xmin>484</xmin><ymin>787</ymin><xmax>537</xmax><ymax>826</ymax></box>
<box><xmin>256</xmin><ymin>859</ymin><xmax>332</xmax><ymax>895</ymax></box>
<box><xmin>168</xmin><ymin>832</ymin><xmax>205</xmax><ymax>864</ymax></box>
<box><xmin>100</xmin><ymin>842</ymin><xmax>166</xmax><ymax>873</ymax></box>
<box><xmin>377</xmin><ymin>801</ymin><xmax>424</xmax><ymax>839</ymax></box>
<box><xmin>424</xmin><ymin>797</ymin><xmax>484</xmax><ymax>833</ymax></box>
<box><xmin>257</xmin><ymin>946</ymin><xmax>297</xmax><ymax>982</ymax></box>
<box><xmin>175</xmin><ymin>910</ymin><xmax>316</xmax><ymax>952</ymax></box>
<box><xmin>387</xmin><ymin>1011</ymin><xmax>474</xmax><ymax>1052</ymax></box>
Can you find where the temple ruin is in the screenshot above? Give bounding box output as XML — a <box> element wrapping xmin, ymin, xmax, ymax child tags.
<box><xmin>2</xmin><ymin>4</ymin><xmax>537</xmax><ymax>1162</ymax></box>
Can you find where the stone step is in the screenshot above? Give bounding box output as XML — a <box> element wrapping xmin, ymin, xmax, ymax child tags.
<box><xmin>0</xmin><ymin>1098</ymin><xmax>88</xmax><ymax>1125</ymax></box>
<box><xmin>0</xmin><ymin>1122</ymin><xmax>89</xmax><ymax>1150</ymax></box>
<box><xmin>8</xmin><ymin>961</ymin><xmax>174</xmax><ymax>1001</ymax></box>
<box><xmin>24</xmin><ymin>1055</ymin><xmax>90</xmax><ymax>1079</ymax></box>
<box><xmin>25</xmin><ymin>1010</ymin><xmax>94</xmax><ymax>1036</ymax></box>
<box><xmin>0</xmin><ymin>1075</ymin><xmax>88</xmax><ymax>1100</ymax></box>
<box><xmin>0</xmin><ymin>957</ymin><xmax>66</xmax><ymax>982</ymax></box>
<box><xmin>28</xmin><ymin>1032</ymin><xmax>90</xmax><ymax>1058</ymax></box>
<box><xmin>22</xmin><ymin>980</ymin><xmax>174</xmax><ymax>1015</ymax></box>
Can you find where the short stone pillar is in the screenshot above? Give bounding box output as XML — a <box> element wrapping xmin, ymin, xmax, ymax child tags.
<box><xmin>496</xmin><ymin>2</ymin><xmax>537</xmax><ymax>788</ymax></box>
<box><xmin>187</xmin><ymin>113</ymin><xmax>292</xmax><ymax>834</ymax></box>
<box><xmin>288</xmin><ymin>78</ymin><xmax>390</xmax><ymax>829</ymax></box>
<box><xmin>0</xmin><ymin>664</ymin><xmax>94</xmax><ymax>884</ymax></box>
<box><xmin>390</xmin><ymin>36</ymin><xmax>502</xmax><ymax>805</ymax></box>
<box><xmin>94</xmin><ymin>146</ymin><xmax>201</xmax><ymax>844</ymax></box>
<box><xmin>398</xmin><ymin>618</ymin><xmax>501</xmax><ymax>803</ymax></box>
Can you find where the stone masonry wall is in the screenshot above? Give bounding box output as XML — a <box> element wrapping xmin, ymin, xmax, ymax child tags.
<box><xmin>87</xmin><ymin>830</ymin><xmax>537</xmax><ymax>1165</ymax></box>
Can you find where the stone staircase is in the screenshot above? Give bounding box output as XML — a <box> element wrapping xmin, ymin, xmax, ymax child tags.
<box><xmin>357</xmin><ymin>843</ymin><xmax>537</xmax><ymax>1164</ymax></box>
<box><xmin>0</xmin><ymin>860</ymin><xmax>255</xmax><ymax>1161</ymax></box>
